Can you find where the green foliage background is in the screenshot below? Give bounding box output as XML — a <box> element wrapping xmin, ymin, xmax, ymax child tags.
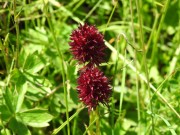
<box><xmin>0</xmin><ymin>0</ymin><xmax>180</xmax><ymax>135</ymax></box>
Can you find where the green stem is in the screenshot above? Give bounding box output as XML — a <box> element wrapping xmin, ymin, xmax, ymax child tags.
<box><xmin>146</xmin><ymin>13</ymin><xmax>159</xmax><ymax>52</ymax></box>
<box><xmin>135</xmin><ymin>0</ymin><xmax>154</xmax><ymax>133</ymax></box>
<box><xmin>42</xmin><ymin>1</ymin><xmax>70</xmax><ymax>135</ymax></box>
<box><xmin>1</xmin><ymin>34</ymin><xmax>9</xmax><ymax>73</ymax></box>
<box><xmin>96</xmin><ymin>107</ymin><xmax>100</xmax><ymax>135</ymax></box>
<box><xmin>52</xmin><ymin>106</ymin><xmax>84</xmax><ymax>135</ymax></box>
<box><xmin>119</xmin><ymin>49</ymin><xmax>126</xmax><ymax>134</ymax></box>
<box><xmin>129</xmin><ymin>0</ymin><xmax>141</xmax><ymax>134</ymax></box>
<box><xmin>103</xmin><ymin>0</ymin><xmax>118</xmax><ymax>35</ymax></box>
<box><xmin>72</xmin><ymin>115</ymin><xmax>78</xmax><ymax>135</ymax></box>
<box><xmin>13</xmin><ymin>0</ymin><xmax>20</xmax><ymax>68</ymax></box>
<box><xmin>83</xmin><ymin>0</ymin><xmax>103</xmax><ymax>22</ymax></box>
<box><xmin>89</xmin><ymin>110</ymin><xmax>96</xmax><ymax>135</ymax></box>
<box><xmin>151</xmin><ymin>0</ymin><xmax>170</xmax><ymax>65</ymax></box>
<box><xmin>111</xmin><ymin>35</ymin><xmax>120</xmax><ymax>135</ymax></box>
<box><xmin>82</xmin><ymin>111</ymin><xmax>97</xmax><ymax>135</ymax></box>
<box><xmin>72</xmin><ymin>0</ymin><xmax>85</xmax><ymax>12</ymax></box>
<box><xmin>105</xmin><ymin>41</ymin><xmax>180</xmax><ymax>119</ymax></box>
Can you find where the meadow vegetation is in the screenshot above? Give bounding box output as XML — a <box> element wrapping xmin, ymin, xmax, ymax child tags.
<box><xmin>0</xmin><ymin>0</ymin><xmax>180</xmax><ymax>135</ymax></box>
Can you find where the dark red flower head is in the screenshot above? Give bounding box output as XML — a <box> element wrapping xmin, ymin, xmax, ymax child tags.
<box><xmin>69</xmin><ymin>23</ymin><xmax>106</xmax><ymax>65</ymax></box>
<box><xmin>77</xmin><ymin>66</ymin><xmax>111</xmax><ymax>111</ymax></box>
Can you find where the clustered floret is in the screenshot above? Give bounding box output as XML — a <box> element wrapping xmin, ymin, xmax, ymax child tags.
<box><xmin>69</xmin><ymin>23</ymin><xmax>106</xmax><ymax>66</ymax></box>
<box><xmin>69</xmin><ymin>23</ymin><xmax>111</xmax><ymax>111</ymax></box>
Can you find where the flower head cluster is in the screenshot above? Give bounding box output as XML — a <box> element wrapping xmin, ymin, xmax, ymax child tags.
<box><xmin>69</xmin><ymin>23</ymin><xmax>111</xmax><ymax>111</ymax></box>
<box><xmin>77</xmin><ymin>67</ymin><xmax>111</xmax><ymax>110</ymax></box>
<box><xmin>69</xmin><ymin>23</ymin><xmax>106</xmax><ymax>65</ymax></box>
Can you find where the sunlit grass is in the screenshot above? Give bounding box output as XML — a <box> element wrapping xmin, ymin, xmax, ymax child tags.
<box><xmin>0</xmin><ymin>0</ymin><xmax>180</xmax><ymax>135</ymax></box>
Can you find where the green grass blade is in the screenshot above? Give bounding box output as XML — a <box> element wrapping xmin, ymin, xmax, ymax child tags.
<box><xmin>105</xmin><ymin>41</ymin><xmax>180</xmax><ymax>119</ymax></box>
<box><xmin>52</xmin><ymin>107</ymin><xmax>84</xmax><ymax>135</ymax></box>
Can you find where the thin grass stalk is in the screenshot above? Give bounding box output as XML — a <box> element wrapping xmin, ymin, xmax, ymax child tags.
<box><xmin>179</xmin><ymin>0</ymin><xmax>180</xmax><ymax>50</ymax></box>
<box><xmin>1</xmin><ymin>34</ymin><xmax>9</xmax><ymax>73</ymax></box>
<box><xmin>104</xmin><ymin>2</ymin><xmax>119</xmax><ymax>135</ymax></box>
<box><xmin>89</xmin><ymin>110</ymin><xmax>96</xmax><ymax>135</ymax></box>
<box><xmin>151</xmin><ymin>0</ymin><xmax>170</xmax><ymax>64</ymax></box>
<box><xmin>23</xmin><ymin>0</ymin><xmax>28</xmax><ymax>36</ymax></box>
<box><xmin>96</xmin><ymin>107</ymin><xmax>100</xmax><ymax>135</ymax></box>
<box><xmin>52</xmin><ymin>106</ymin><xmax>84</xmax><ymax>135</ymax></box>
<box><xmin>5</xmin><ymin>4</ymin><xmax>11</xmax><ymax>34</ymax></box>
<box><xmin>119</xmin><ymin>48</ymin><xmax>126</xmax><ymax>134</ymax></box>
<box><xmin>83</xmin><ymin>0</ymin><xmax>103</xmax><ymax>22</ymax></box>
<box><xmin>105</xmin><ymin>41</ymin><xmax>180</xmax><ymax>119</ymax></box>
<box><xmin>146</xmin><ymin>13</ymin><xmax>159</xmax><ymax>52</ymax></box>
<box><xmin>62</xmin><ymin>0</ymin><xmax>85</xmax><ymax>23</ymax></box>
<box><xmin>72</xmin><ymin>115</ymin><xmax>78</xmax><ymax>135</ymax></box>
<box><xmin>129</xmin><ymin>0</ymin><xmax>141</xmax><ymax>134</ymax></box>
<box><xmin>13</xmin><ymin>0</ymin><xmax>20</xmax><ymax>68</ymax></box>
<box><xmin>47</xmin><ymin>16</ymin><xmax>70</xmax><ymax>135</ymax></box>
<box><xmin>179</xmin><ymin>0</ymin><xmax>180</xmax><ymax>70</ymax></box>
<box><xmin>42</xmin><ymin>1</ymin><xmax>70</xmax><ymax>135</ymax></box>
<box><xmin>103</xmin><ymin>0</ymin><xmax>118</xmax><ymax>35</ymax></box>
<box><xmin>135</xmin><ymin>0</ymin><xmax>154</xmax><ymax>133</ymax></box>
<box><xmin>150</xmin><ymin>70</ymin><xmax>177</xmax><ymax>101</ymax></box>
<box><xmin>111</xmin><ymin>36</ymin><xmax>120</xmax><ymax>135</ymax></box>
<box><xmin>72</xmin><ymin>0</ymin><xmax>85</xmax><ymax>12</ymax></box>
<box><xmin>83</xmin><ymin>113</ymin><xmax>97</xmax><ymax>135</ymax></box>
<box><xmin>169</xmin><ymin>0</ymin><xmax>180</xmax><ymax>73</ymax></box>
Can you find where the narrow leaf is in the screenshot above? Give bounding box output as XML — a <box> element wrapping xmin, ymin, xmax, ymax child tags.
<box><xmin>16</xmin><ymin>82</ymin><xmax>28</xmax><ymax>112</ymax></box>
<box><xmin>3</xmin><ymin>87</ymin><xmax>14</xmax><ymax>113</ymax></box>
<box><xmin>156</xmin><ymin>114</ymin><xmax>177</xmax><ymax>135</ymax></box>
